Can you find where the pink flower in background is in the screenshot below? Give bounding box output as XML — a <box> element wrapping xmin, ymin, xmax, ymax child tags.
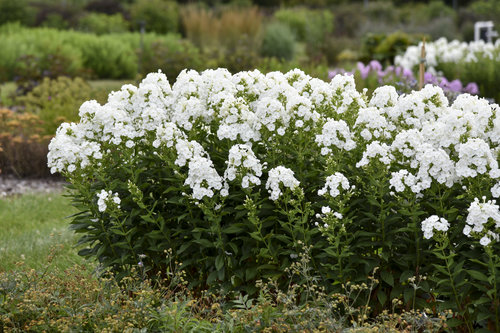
<box><xmin>464</xmin><ymin>82</ymin><xmax>479</xmax><ymax>95</ymax></box>
<box><xmin>357</xmin><ymin>62</ymin><xmax>371</xmax><ymax>79</ymax></box>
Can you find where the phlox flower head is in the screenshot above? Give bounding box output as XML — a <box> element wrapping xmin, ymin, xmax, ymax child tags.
<box><xmin>97</xmin><ymin>190</ymin><xmax>121</xmax><ymax>213</ymax></box>
<box><xmin>465</xmin><ymin>198</ymin><xmax>500</xmax><ymax>240</ymax></box>
<box><xmin>318</xmin><ymin>172</ymin><xmax>350</xmax><ymax>198</ymax></box>
<box><xmin>266</xmin><ymin>166</ymin><xmax>300</xmax><ymax>201</ymax></box>
<box><xmin>421</xmin><ymin>215</ymin><xmax>449</xmax><ymax>239</ymax></box>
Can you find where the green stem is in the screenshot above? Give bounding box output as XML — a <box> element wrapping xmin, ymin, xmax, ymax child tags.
<box><xmin>487</xmin><ymin>248</ymin><xmax>499</xmax><ymax>332</ymax></box>
<box><xmin>441</xmin><ymin>245</ymin><xmax>473</xmax><ymax>332</ymax></box>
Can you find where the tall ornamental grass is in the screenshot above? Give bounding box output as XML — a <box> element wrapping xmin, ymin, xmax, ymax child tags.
<box><xmin>48</xmin><ymin>69</ymin><xmax>499</xmax><ymax>331</ymax></box>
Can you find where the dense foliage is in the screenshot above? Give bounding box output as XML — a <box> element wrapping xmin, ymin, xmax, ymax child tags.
<box><xmin>49</xmin><ymin>69</ymin><xmax>499</xmax><ymax>330</ymax></box>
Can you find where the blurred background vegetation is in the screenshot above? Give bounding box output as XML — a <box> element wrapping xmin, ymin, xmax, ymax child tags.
<box><xmin>0</xmin><ymin>0</ymin><xmax>499</xmax><ymax>177</ymax></box>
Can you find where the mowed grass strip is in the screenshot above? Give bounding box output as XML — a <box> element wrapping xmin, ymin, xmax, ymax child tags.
<box><xmin>0</xmin><ymin>192</ymin><xmax>87</xmax><ymax>272</ymax></box>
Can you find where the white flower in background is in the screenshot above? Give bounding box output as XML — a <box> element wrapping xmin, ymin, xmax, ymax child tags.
<box><xmin>421</xmin><ymin>215</ymin><xmax>449</xmax><ymax>239</ymax></box>
<box><xmin>395</xmin><ymin>37</ymin><xmax>500</xmax><ymax>73</ymax></box>
<box><xmin>224</xmin><ymin>144</ymin><xmax>263</xmax><ymax>188</ymax></box>
<box><xmin>97</xmin><ymin>190</ymin><xmax>121</xmax><ymax>212</ymax></box>
<box><xmin>266</xmin><ymin>166</ymin><xmax>300</xmax><ymax>201</ymax></box>
<box><xmin>318</xmin><ymin>172</ymin><xmax>350</xmax><ymax>197</ymax></box>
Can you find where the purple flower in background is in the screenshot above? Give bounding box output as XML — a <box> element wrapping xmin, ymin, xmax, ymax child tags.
<box><xmin>445</xmin><ymin>79</ymin><xmax>463</xmax><ymax>92</ymax></box>
<box><xmin>357</xmin><ymin>62</ymin><xmax>371</xmax><ymax>79</ymax></box>
<box><xmin>369</xmin><ymin>60</ymin><xmax>383</xmax><ymax>72</ymax></box>
<box><xmin>329</xmin><ymin>61</ymin><xmax>479</xmax><ymax>101</ymax></box>
<box><xmin>424</xmin><ymin>72</ymin><xmax>438</xmax><ymax>84</ymax></box>
<box><xmin>402</xmin><ymin>68</ymin><xmax>414</xmax><ymax>80</ymax></box>
<box><xmin>328</xmin><ymin>68</ymin><xmax>353</xmax><ymax>80</ymax></box>
<box><xmin>464</xmin><ymin>82</ymin><xmax>479</xmax><ymax>95</ymax></box>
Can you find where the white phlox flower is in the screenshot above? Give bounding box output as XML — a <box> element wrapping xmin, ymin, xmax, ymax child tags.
<box><xmin>266</xmin><ymin>166</ymin><xmax>300</xmax><ymax>201</ymax></box>
<box><xmin>356</xmin><ymin>141</ymin><xmax>393</xmax><ymax>167</ymax></box>
<box><xmin>455</xmin><ymin>138</ymin><xmax>498</xmax><ymax>178</ymax></box>
<box><xmin>174</xmin><ymin>139</ymin><xmax>206</xmax><ymax>167</ymax></box>
<box><xmin>465</xmin><ymin>198</ymin><xmax>500</xmax><ymax>243</ymax></box>
<box><xmin>153</xmin><ymin>122</ymin><xmax>186</xmax><ymax>148</ymax></box>
<box><xmin>224</xmin><ymin>144</ymin><xmax>263</xmax><ymax>188</ymax></box>
<box><xmin>316</xmin><ymin>119</ymin><xmax>356</xmax><ymax>155</ymax></box>
<box><xmin>97</xmin><ymin>189</ymin><xmax>121</xmax><ymax>213</ymax></box>
<box><xmin>421</xmin><ymin>215</ymin><xmax>449</xmax><ymax>239</ymax></box>
<box><xmin>318</xmin><ymin>172</ymin><xmax>350</xmax><ymax>197</ymax></box>
<box><xmin>47</xmin><ymin>122</ymin><xmax>103</xmax><ymax>174</ymax></box>
<box><xmin>184</xmin><ymin>155</ymin><xmax>225</xmax><ymax>201</ymax></box>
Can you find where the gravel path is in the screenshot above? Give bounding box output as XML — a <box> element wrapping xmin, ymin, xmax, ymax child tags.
<box><xmin>0</xmin><ymin>176</ymin><xmax>67</xmax><ymax>197</ymax></box>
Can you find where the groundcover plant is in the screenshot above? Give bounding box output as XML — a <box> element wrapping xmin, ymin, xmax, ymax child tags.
<box><xmin>48</xmin><ymin>68</ymin><xmax>499</xmax><ymax>330</ymax></box>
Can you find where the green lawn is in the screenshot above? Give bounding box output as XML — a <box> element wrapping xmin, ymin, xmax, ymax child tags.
<box><xmin>0</xmin><ymin>192</ymin><xmax>86</xmax><ymax>272</ymax></box>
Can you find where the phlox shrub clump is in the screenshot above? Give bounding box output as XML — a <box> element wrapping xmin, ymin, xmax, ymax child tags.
<box><xmin>49</xmin><ymin>69</ymin><xmax>499</xmax><ymax>330</ymax></box>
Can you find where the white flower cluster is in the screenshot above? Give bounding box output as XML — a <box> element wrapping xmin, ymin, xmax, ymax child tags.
<box><xmin>395</xmin><ymin>38</ymin><xmax>500</xmax><ymax>74</ymax></box>
<box><xmin>356</xmin><ymin>87</ymin><xmax>500</xmax><ymax>195</ymax></box>
<box><xmin>224</xmin><ymin>144</ymin><xmax>263</xmax><ymax>188</ymax></box>
<box><xmin>185</xmin><ymin>155</ymin><xmax>227</xmax><ymax>200</ymax></box>
<box><xmin>318</xmin><ymin>172</ymin><xmax>350</xmax><ymax>197</ymax></box>
<box><xmin>48</xmin><ymin>67</ymin><xmax>500</xmax><ymax>246</ymax></box>
<box><xmin>97</xmin><ymin>190</ymin><xmax>121</xmax><ymax>213</ymax></box>
<box><xmin>421</xmin><ymin>215</ymin><xmax>449</xmax><ymax>239</ymax></box>
<box><xmin>266</xmin><ymin>166</ymin><xmax>300</xmax><ymax>201</ymax></box>
<box><xmin>316</xmin><ymin>119</ymin><xmax>356</xmax><ymax>155</ymax></box>
<box><xmin>464</xmin><ymin>198</ymin><xmax>500</xmax><ymax>246</ymax></box>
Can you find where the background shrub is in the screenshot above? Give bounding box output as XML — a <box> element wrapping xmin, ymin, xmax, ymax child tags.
<box><xmin>260</xmin><ymin>22</ymin><xmax>296</xmax><ymax>61</ymax></box>
<box><xmin>0</xmin><ymin>108</ymin><xmax>50</xmax><ymax>177</ymax></box>
<box><xmin>17</xmin><ymin>77</ymin><xmax>92</xmax><ymax>136</ymax></box>
<box><xmin>77</xmin><ymin>12</ymin><xmax>129</xmax><ymax>34</ymax></box>
<box><xmin>139</xmin><ymin>36</ymin><xmax>204</xmax><ymax>80</ymax></box>
<box><xmin>274</xmin><ymin>7</ymin><xmax>333</xmax><ymax>59</ymax></box>
<box><xmin>0</xmin><ymin>0</ymin><xmax>32</xmax><ymax>26</ymax></box>
<box><xmin>360</xmin><ymin>31</ymin><xmax>425</xmax><ymax>65</ymax></box>
<box><xmin>129</xmin><ymin>0</ymin><xmax>179</xmax><ymax>34</ymax></box>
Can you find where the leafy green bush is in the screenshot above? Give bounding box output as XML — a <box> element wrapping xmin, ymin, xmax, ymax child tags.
<box><xmin>360</xmin><ymin>31</ymin><xmax>425</xmax><ymax>65</ymax></box>
<box><xmin>274</xmin><ymin>7</ymin><xmax>333</xmax><ymax>57</ymax></box>
<box><xmin>48</xmin><ymin>69</ymin><xmax>500</xmax><ymax>330</ymax></box>
<box><xmin>135</xmin><ymin>34</ymin><xmax>203</xmax><ymax>80</ymax></box>
<box><xmin>130</xmin><ymin>0</ymin><xmax>179</xmax><ymax>34</ymax></box>
<box><xmin>261</xmin><ymin>22</ymin><xmax>296</xmax><ymax>61</ymax></box>
<box><xmin>17</xmin><ymin>77</ymin><xmax>92</xmax><ymax>136</ymax></box>
<box><xmin>0</xmin><ymin>27</ymin><xmax>200</xmax><ymax>80</ymax></box>
<box><xmin>0</xmin><ymin>0</ymin><xmax>32</xmax><ymax>26</ymax></box>
<box><xmin>78</xmin><ymin>12</ymin><xmax>129</xmax><ymax>35</ymax></box>
<box><xmin>75</xmin><ymin>34</ymin><xmax>137</xmax><ymax>79</ymax></box>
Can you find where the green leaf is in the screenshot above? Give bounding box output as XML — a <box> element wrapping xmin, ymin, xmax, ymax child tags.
<box><xmin>215</xmin><ymin>255</ymin><xmax>224</xmax><ymax>271</ymax></box>
<box><xmin>222</xmin><ymin>224</ymin><xmax>245</xmax><ymax>234</ymax></box>
<box><xmin>246</xmin><ymin>267</ymin><xmax>257</xmax><ymax>280</ymax></box>
<box><xmin>381</xmin><ymin>270</ymin><xmax>394</xmax><ymax>287</ymax></box>
<box><xmin>193</xmin><ymin>239</ymin><xmax>214</xmax><ymax>248</ymax></box>
<box><xmin>377</xmin><ymin>289</ymin><xmax>387</xmax><ymax>306</ymax></box>
<box><xmin>467</xmin><ymin>270</ymin><xmax>489</xmax><ymax>283</ymax></box>
<box><xmin>178</xmin><ymin>242</ymin><xmax>191</xmax><ymax>254</ymax></box>
<box><xmin>399</xmin><ymin>270</ymin><xmax>414</xmax><ymax>284</ymax></box>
